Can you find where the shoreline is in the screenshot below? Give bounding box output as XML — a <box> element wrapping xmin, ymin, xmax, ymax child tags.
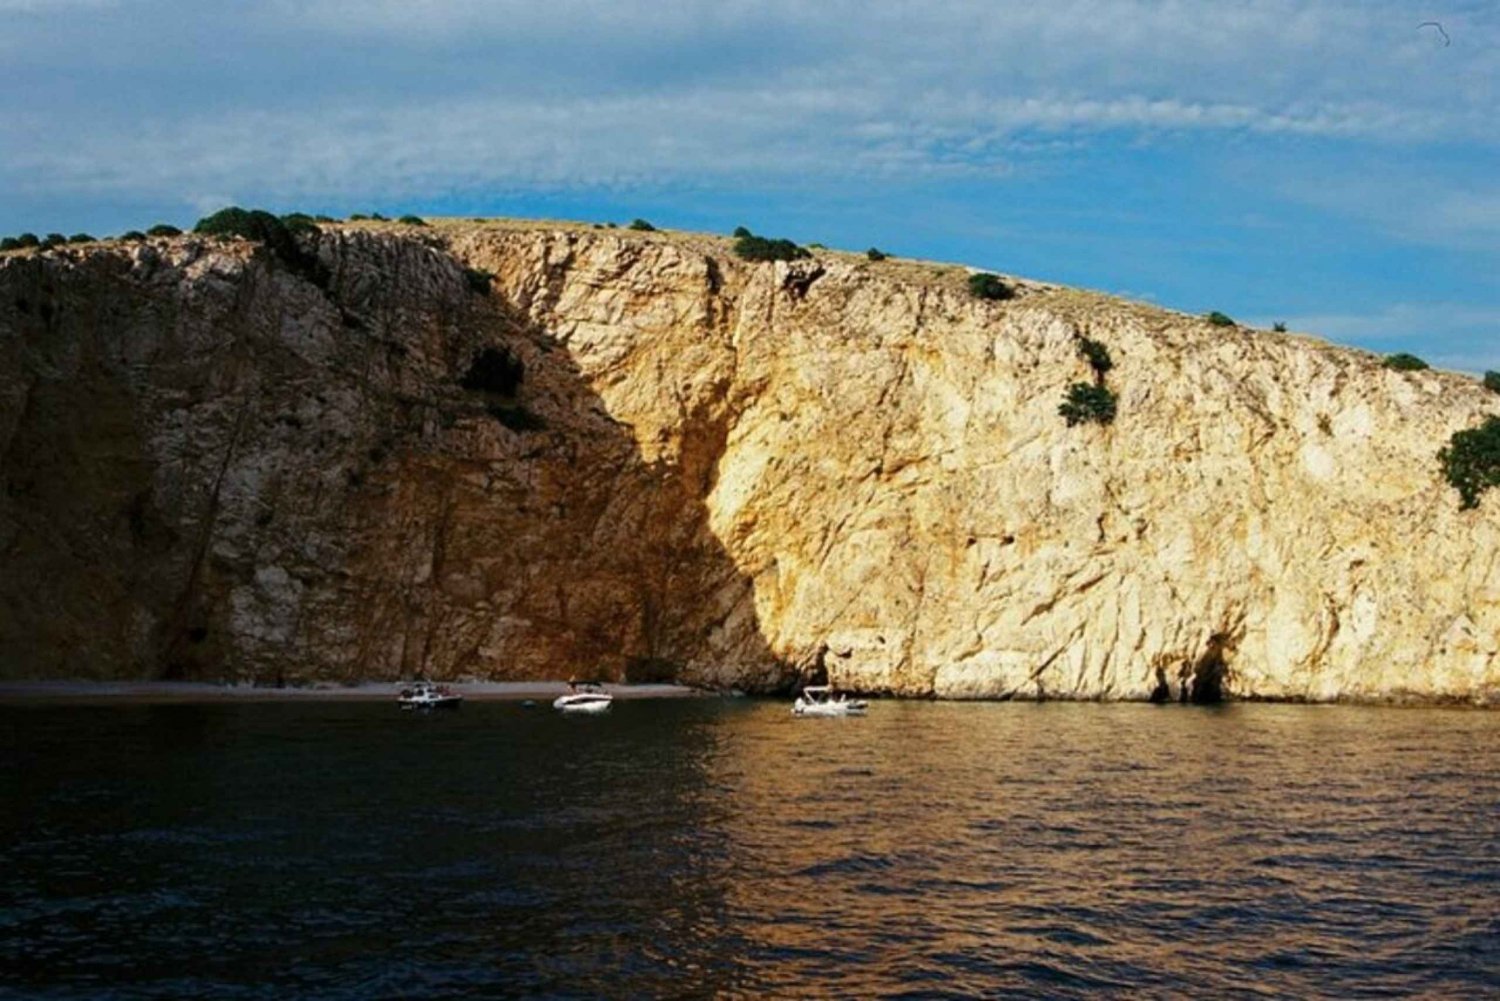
<box><xmin>0</xmin><ymin>680</ymin><xmax>709</xmax><ymax>704</ymax></box>
<box><xmin>0</xmin><ymin>680</ymin><xmax>1490</xmax><ymax>708</ymax></box>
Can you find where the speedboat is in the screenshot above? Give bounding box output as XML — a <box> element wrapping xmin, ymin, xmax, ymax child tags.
<box><xmin>553</xmin><ymin>682</ymin><xmax>613</xmax><ymax>714</ymax></box>
<box><xmin>792</xmin><ymin>685</ymin><xmax>868</xmax><ymax>717</ymax></box>
<box><xmin>397</xmin><ymin>681</ymin><xmax>462</xmax><ymax>710</ymax></box>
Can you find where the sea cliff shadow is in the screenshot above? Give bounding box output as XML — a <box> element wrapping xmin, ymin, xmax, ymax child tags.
<box><xmin>334</xmin><ymin>236</ymin><xmax>783</xmax><ymax>689</ymax></box>
<box><xmin>0</xmin><ymin>232</ymin><xmax>783</xmax><ymax>689</ymax></box>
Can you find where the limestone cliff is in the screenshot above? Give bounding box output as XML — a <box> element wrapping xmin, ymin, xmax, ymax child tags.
<box><xmin>2</xmin><ymin>222</ymin><xmax>1497</xmax><ymax>701</ymax></box>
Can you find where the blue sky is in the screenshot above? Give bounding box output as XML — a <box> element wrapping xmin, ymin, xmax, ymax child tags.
<box><xmin>3</xmin><ymin>1</ymin><xmax>1496</xmax><ymax>370</ymax></box>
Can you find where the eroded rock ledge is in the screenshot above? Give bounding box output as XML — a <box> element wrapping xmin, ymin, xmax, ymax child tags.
<box><xmin>2</xmin><ymin>222</ymin><xmax>1497</xmax><ymax>702</ymax></box>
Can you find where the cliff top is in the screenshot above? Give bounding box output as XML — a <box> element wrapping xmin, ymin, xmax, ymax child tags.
<box><xmin>0</xmin><ymin>215</ymin><xmax>1489</xmax><ymax>402</ymax></box>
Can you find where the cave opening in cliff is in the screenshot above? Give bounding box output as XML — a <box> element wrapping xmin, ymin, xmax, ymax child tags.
<box><xmin>1190</xmin><ymin>633</ymin><xmax>1232</xmax><ymax>704</ymax></box>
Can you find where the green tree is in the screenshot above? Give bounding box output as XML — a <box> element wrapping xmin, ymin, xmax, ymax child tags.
<box><xmin>1058</xmin><ymin>382</ymin><xmax>1118</xmax><ymax>426</ymax></box>
<box><xmin>147</xmin><ymin>224</ymin><xmax>182</xmax><ymax>237</ymax></box>
<box><xmin>866</xmin><ymin>247</ymin><xmax>888</xmax><ymax>261</ymax></box>
<box><xmin>967</xmin><ymin>273</ymin><xmax>1013</xmax><ymax>300</ymax></box>
<box><xmin>1383</xmin><ymin>353</ymin><xmax>1429</xmax><ymax>371</ymax></box>
<box><xmin>398</xmin><ymin>214</ymin><xmax>426</xmax><ymax>226</ymax></box>
<box><xmin>1078</xmin><ymin>337</ymin><xmax>1113</xmax><ymax>380</ymax></box>
<box><xmin>1206</xmin><ymin>311</ymin><xmax>1235</xmax><ymax>327</ymax></box>
<box><xmin>628</xmin><ymin>218</ymin><xmax>656</xmax><ymax>231</ymax></box>
<box><xmin>193</xmin><ymin>207</ymin><xmax>326</xmax><ymax>287</ymax></box>
<box><xmin>733</xmin><ymin>233</ymin><xmax>810</xmax><ymax>262</ymax></box>
<box><xmin>1439</xmin><ymin>416</ymin><xmax>1500</xmax><ymax>509</ymax></box>
<box><xmin>1484</xmin><ymin>371</ymin><xmax>1500</xmax><ymax>394</ymax></box>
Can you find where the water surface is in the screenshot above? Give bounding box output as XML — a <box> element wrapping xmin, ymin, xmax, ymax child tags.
<box><xmin>3</xmin><ymin>700</ymin><xmax>1497</xmax><ymax>998</ymax></box>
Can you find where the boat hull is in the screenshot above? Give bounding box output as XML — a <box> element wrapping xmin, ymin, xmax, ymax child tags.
<box><xmin>553</xmin><ymin>694</ymin><xmax>613</xmax><ymax>713</ymax></box>
<box><xmin>792</xmin><ymin>702</ymin><xmax>867</xmax><ymax>717</ymax></box>
<box><xmin>399</xmin><ymin>696</ymin><xmax>462</xmax><ymax>710</ymax></box>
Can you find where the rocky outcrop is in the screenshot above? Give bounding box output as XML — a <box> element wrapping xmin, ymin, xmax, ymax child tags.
<box><xmin>2</xmin><ymin>222</ymin><xmax>1497</xmax><ymax>702</ymax></box>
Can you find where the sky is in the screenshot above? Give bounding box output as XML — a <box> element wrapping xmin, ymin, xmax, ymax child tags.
<box><xmin>3</xmin><ymin>1</ymin><xmax>1496</xmax><ymax>370</ymax></box>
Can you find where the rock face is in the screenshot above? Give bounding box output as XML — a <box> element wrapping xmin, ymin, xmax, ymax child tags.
<box><xmin>2</xmin><ymin>223</ymin><xmax>1497</xmax><ymax>701</ymax></box>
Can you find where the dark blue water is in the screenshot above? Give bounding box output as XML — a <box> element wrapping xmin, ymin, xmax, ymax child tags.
<box><xmin>2</xmin><ymin>699</ymin><xmax>1497</xmax><ymax>999</ymax></box>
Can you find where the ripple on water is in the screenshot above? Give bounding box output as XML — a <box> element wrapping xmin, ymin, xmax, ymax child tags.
<box><xmin>1</xmin><ymin>699</ymin><xmax>1497</xmax><ymax>998</ymax></box>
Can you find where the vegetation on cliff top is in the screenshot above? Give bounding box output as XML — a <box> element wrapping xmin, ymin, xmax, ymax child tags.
<box><xmin>967</xmin><ymin>272</ymin><xmax>1013</xmax><ymax>301</ymax></box>
<box><xmin>732</xmin><ymin>228</ymin><xmax>810</xmax><ymax>262</ymax></box>
<box><xmin>1383</xmin><ymin>353</ymin><xmax>1429</xmax><ymax>372</ymax></box>
<box><xmin>193</xmin><ymin>207</ymin><xmax>327</xmax><ymax>288</ymax></box>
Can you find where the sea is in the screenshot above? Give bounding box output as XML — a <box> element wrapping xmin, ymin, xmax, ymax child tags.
<box><xmin>2</xmin><ymin>698</ymin><xmax>1497</xmax><ymax>998</ymax></box>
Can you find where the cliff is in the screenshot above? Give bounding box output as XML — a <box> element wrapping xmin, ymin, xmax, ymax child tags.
<box><xmin>2</xmin><ymin>221</ymin><xmax>1497</xmax><ymax>702</ymax></box>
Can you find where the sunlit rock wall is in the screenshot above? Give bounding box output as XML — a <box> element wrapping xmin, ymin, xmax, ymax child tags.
<box><xmin>2</xmin><ymin>223</ymin><xmax>1497</xmax><ymax>701</ymax></box>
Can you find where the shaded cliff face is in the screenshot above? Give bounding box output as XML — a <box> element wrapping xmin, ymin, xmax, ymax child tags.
<box><xmin>2</xmin><ymin>223</ymin><xmax>1498</xmax><ymax>701</ymax></box>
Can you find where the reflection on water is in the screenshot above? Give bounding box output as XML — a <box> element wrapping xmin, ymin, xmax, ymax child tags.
<box><xmin>2</xmin><ymin>700</ymin><xmax>1497</xmax><ymax>997</ymax></box>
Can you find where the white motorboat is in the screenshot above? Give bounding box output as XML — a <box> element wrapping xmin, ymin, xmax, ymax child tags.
<box><xmin>553</xmin><ymin>682</ymin><xmax>614</xmax><ymax>714</ymax></box>
<box><xmin>792</xmin><ymin>685</ymin><xmax>868</xmax><ymax>717</ymax></box>
<box><xmin>397</xmin><ymin>680</ymin><xmax>462</xmax><ymax>710</ymax></box>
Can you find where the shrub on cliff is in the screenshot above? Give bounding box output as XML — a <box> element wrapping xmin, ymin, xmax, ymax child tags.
<box><xmin>1078</xmin><ymin>337</ymin><xmax>1113</xmax><ymax>380</ymax></box>
<box><xmin>68</xmin><ymin>233</ymin><xmax>95</xmax><ymax>243</ymax></box>
<box><xmin>733</xmin><ymin>231</ymin><xmax>811</xmax><ymax>262</ymax></box>
<box><xmin>967</xmin><ymin>273</ymin><xmax>1013</xmax><ymax>301</ymax></box>
<box><xmin>11</xmin><ymin>233</ymin><xmax>41</xmax><ymax>248</ymax></box>
<box><xmin>147</xmin><ymin>224</ymin><xmax>181</xmax><ymax>237</ymax></box>
<box><xmin>119</xmin><ymin>230</ymin><xmax>147</xmax><ymax>242</ymax></box>
<box><xmin>279</xmin><ymin>213</ymin><xmax>319</xmax><ymax>235</ymax></box>
<box><xmin>398</xmin><ymin>214</ymin><xmax>427</xmax><ymax>226</ymax></box>
<box><xmin>42</xmin><ymin>233</ymin><xmax>67</xmax><ymax>248</ymax></box>
<box><xmin>1059</xmin><ymin>382</ymin><xmax>1117</xmax><ymax>426</ymax></box>
<box><xmin>193</xmin><ymin>207</ymin><xmax>327</xmax><ymax>288</ymax></box>
<box><xmin>866</xmin><ymin>247</ymin><xmax>888</xmax><ymax>261</ymax></box>
<box><xmin>1440</xmin><ymin>416</ymin><xmax>1500</xmax><ymax>510</ymax></box>
<box><xmin>0</xmin><ymin>237</ymin><xmax>19</xmax><ymax>251</ymax></box>
<box><xmin>1485</xmin><ymin>371</ymin><xmax>1500</xmax><ymax>394</ymax></box>
<box><xmin>460</xmin><ymin>346</ymin><xmax>524</xmax><ymax>397</ymax></box>
<box><xmin>732</xmin><ymin>226</ymin><xmax>751</xmax><ymax>238</ymax></box>
<box><xmin>628</xmin><ymin>218</ymin><xmax>656</xmax><ymax>232</ymax></box>
<box><xmin>1272</xmin><ymin>321</ymin><xmax>1287</xmax><ymax>332</ymax></box>
<box><xmin>1383</xmin><ymin>353</ymin><xmax>1429</xmax><ymax>371</ymax></box>
<box><xmin>1206</xmin><ymin>311</ymin><xmax>1235</xmax><ymax>327</ymax></box>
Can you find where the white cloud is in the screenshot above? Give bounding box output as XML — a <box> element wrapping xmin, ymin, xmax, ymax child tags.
<box><xmin>0</xmin><ymin>0</ymin><xmax>119</xmax><ymax>10</ymax></box>
<box><xmin>2</xmin><ymin>2</ymin><xmax>1495</xmax><ymax>205</ymax></box>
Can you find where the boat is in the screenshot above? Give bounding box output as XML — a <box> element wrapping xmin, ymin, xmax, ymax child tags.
<box><xmin>397</xmin><ymin>680</ymin><xmax>463</xmax><ymax>710</ymax></box>
<box><xmin>553</xmin><ymin>682</ymin><xmax>614</xmax><ymax>714</ymax></box>
<box><xmin>792</xmin><ymin>685</ymin><xmax>868</xmax><ymax>717</ymax></box>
